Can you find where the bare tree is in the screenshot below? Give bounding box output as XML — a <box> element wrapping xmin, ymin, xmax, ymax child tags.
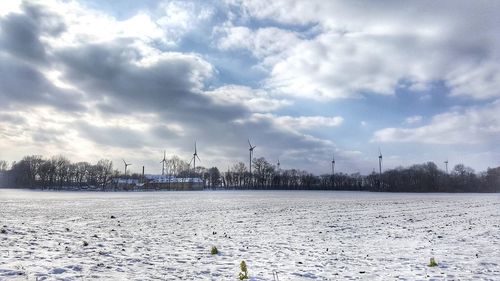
<box><xmin>0</xmin><ymin>160</ymin><xmax>8</xmax><ymax>171</ymax></box>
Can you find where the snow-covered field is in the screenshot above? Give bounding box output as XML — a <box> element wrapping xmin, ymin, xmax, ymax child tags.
<box><xmin>0</xmin><ymin>189</ymin><xmax>499</xmax><ymax>280</ymax></box>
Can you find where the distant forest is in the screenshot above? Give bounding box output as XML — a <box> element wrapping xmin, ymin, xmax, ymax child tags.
<box><xmin>0</xmin><ymin>155</ymin><xmax>498</xmax><ymax>192</ymax></box>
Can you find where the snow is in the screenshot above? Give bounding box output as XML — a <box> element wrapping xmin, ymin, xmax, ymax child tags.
<box><xmin>0</xmin><ymin>189</ymin><xmax>499</xmax><ymax>280</ymax></box>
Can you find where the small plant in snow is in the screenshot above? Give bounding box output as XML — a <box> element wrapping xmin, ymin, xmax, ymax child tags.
<box><xmin>211</xmin><ymin>246</ymin><xmax>218</xmax><ymax>255</ymax></box>
<box><xmin>83</xmin><ymin>241</ymin><xmax>89</xmax><ymax>247</ymax></box>
<box><xmin>239</xmin><ymin>260</ymin><xmax>249</xmax><ymax>280</ymax></box>
<box><xmin>428</xmin><ymin>257</ymin><xmax>438</xmax><ymax>267</ymax></box>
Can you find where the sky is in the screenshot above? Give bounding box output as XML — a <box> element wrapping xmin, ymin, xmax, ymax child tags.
<box><xmin>0</xmin><ymin>0</ymin><xmax>499</xmax><ymax>175</ymax></box>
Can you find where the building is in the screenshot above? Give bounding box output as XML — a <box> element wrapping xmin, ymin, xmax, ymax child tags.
<box><xmin>144</xmin><ymin>174</ymin><xmax>203</xmax><ymax>184</ymax></box>
<box><xmin>112</xmin><ymin>178</ymin><xmax>140</xmax><ymax>185</ymax></box>
<box><xmin>144</xmin><ymin>174</ymin><xmax>203</xmax><ymax>190</ymax></box>
<box><xmin>112</xmin><ymin>175</ymin><xmax>204</xmax><ymax>190</ymax></box>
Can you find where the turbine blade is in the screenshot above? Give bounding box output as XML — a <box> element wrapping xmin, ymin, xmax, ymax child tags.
<box><xmin>196</xmin><ymin>155</ymin><xmax>201</xmax><ymax>161</ymax></box>
<box><xmin>248</xmin><ymin>139</ymin><xmax>252</xmax><ymax>148</ymax></box>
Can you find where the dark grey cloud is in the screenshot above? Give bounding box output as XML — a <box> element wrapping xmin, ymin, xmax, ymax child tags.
<box><xmin>0</xmin><ymin>1</ymin><xmax>65</xmax><ymax>63</ymax></box>
<box><xmin>0</xmin><ymin>2</ymin><xmax>83</xmax><ymax>112</ymax></box>
<box><xmin>55</xmin><ymin>41</ymin><xmax>244</xmax><ymax>122</ymax></box>
<box><xmin>0</xmin><ymin>56</ymin><xmax>85</xmax><ymax>112</ymax></box>
<box><xmin>32</xmin><ymin>128</ymin><xmax>64</xmax><ymax>144</ymax></box>
<box><xmin>0</xmin><ymin>12</ymin><xmax>46</xmax><ymax>62</ymax></box>
<box><xmin>149</xmin><ymin>124</ymin><xmax>183</xmax><ymax>140</ymax></box>
<box><xmin>21</xmin><ymin>1</ymin><xmax>66</xmax><ymax>37</ymax></box>
<box><xmin>76</xmin><ymin>121</ymin><xmax>147</xmax><ymax>149</ymax></box>
<box><xmin>0</xmin><ymin>112</ymin><xmax>26</xmax><ymax>124</ymax></box>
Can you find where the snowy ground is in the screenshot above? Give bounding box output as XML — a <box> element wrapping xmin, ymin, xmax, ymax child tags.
<box><xmin>0</xmin><ymin>190</ymin><xmax>499</xmax><ymax>280</ymax></box>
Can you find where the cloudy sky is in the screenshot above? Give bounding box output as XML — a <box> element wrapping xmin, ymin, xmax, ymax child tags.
<box><xmin>0</xmin><ymin>0</ymin><xmax>499</xmax><ymax>175</ymax></box>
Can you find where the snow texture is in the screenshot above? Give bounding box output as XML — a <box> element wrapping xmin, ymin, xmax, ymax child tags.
<box><xmin>0</xmin><ymin>189</ymin><xmax>499</xmax><ymax>280</ymax></box>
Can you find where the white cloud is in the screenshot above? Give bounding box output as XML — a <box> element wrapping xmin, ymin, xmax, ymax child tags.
<box><xmin>157</xmin><ymin>1</ymin><xmax>214</xmax><ymax>45</ymax></box>
<box><xmin>241</xmin><ymin>113</ymin><xmax>343</xmax><ymax>133</ymax></box>
<box><xmin>270</xmin><ymin>114</ymin><xmax>343</xmax><ymax>130</ymax></box>
<box><xmin>446</xmin><ymin>61</ymin><xmax>500</xmax><ymax>100</ymax></box>
<box><xmin>217</xmin><ymin>25</ymin><xmax>300</xmax><ymax>64</ymax></box>
<box><xmin>217</xmin><ymin>25</ymin><xmax>252</xmax><ymax>50</ymax></box>
<box><xmin>404</xmin><ymin>115</ymin><xmax>423</xmax><ymax>125</ymax></box>
<box><xmin>222</xmin><ymin>0</ymin><xmax>500</xmax><ymax>101</ymax></box>
<box><xmin>15</xmin><ymin>0</ymin><xmax>211</xmax><ymax>52</ymax></box>
<box><xmin>205</xmin><ymin>85</ymin><xmax>292</xmax><ymax>112</ymax></box>
<box><xmin>40</xmin><ymin>2</ymin><xmax>164</xmax><ymax>48</ymax></box>
<box><xmin>0</xmin><ymin>0</ymin><xmax>21</xmax><ymax>16</ymax></box>
<box><xmin>373</xmin><ymin>100</ymin><xmax>500</xmax><ymax>144</ymax></box>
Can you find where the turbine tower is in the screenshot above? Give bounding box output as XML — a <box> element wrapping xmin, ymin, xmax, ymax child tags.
<box><xmin>277</xmin><ymin>158</ymin><xmax>281</xmax><ymax>172</ymax></box>
<box><xmin>331</xmin><ymin>153</ymin><xmax>336</xmax><ymax>175</ymax></box>
<box><xmin>189</xmin><ymin>141</ymin><xmax>201</xmax><ymax>173</ymax></box>
<box><xmin>378</xmin><ymin>148</ymin><xmax>383</xmax><ymax>176</ymax></box>
<box><xmin>160</xmin><ymin>150</ymin><xmax>167</xmax><ymax>175</ymax></box>
<box><xmin>122</xmin><ymin>159</ymin><xmax>131</xmax><ymax>176</ymax></box>
<box><xmin>444</xmin><ymin>159</ymin><xmax>449</xmax><ymax>174</ymax></box>
<box><xmin>248</xmin><ymin>139</ymin><xmax>256</xmax><ymax>175</ymax></box>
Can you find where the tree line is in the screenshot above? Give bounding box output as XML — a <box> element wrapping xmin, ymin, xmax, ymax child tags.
<box><xmin>0</xmin><ymin>155</ymin><xmax>114</xmax><ymax>189</ymax></box>
<box><xmin>220</xmin><ymin>157</ymin><xmax>498</xmax><ymax>192</ymax></box>
<box><xmin>0</xmin><ymin>155</ymin><xmax>498</xmax><ymax>192</ymax></box>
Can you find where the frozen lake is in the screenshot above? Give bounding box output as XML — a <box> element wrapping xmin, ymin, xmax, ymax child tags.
<box><xmin>1</xmin><ymin>189</ymin><xmax>499</xmax><ymax>280</ymax></box>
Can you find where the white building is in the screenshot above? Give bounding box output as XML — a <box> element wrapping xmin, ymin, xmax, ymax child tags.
<box><xmin>112</xmin><ymin>178</ymin><xmax>140</xmax><ymax>185</ymax></box>
<box><xmin>144</xmin><ymin>175</ymin><xmax>203</xmax><ymax>184</ymax></box>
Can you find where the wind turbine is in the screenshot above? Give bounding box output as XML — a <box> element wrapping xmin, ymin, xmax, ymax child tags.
<box><xmin>122</xmin><ymin>159</ymin><xmax>131</xmax><ymax>176</ymax></box>
<box><xmin>331</xmin><ymin>153</ymin><xmax>336</xmax><ymax>175</ymax></box>
<box><xmin>189</xmin><ymin>141</ymin><xmax>201</xmax><ymax>173</ymax></box>
<box><xmin>378</xmin><ymin>148</ymin><xmax>383</xmax><ymax>176</ymax></box>
<box><xmin>160</xmin><ymin>150</ymin><xmax>167</xmax><ymax>175</ymax></box>
<box><xmin>444</xmin><ymin>159</ymin><xmax>449</xmax><ymax>174</ymax></box>
<box><xmin>277</xmin><ymin>158</ymin><xmax>280</xmax><ymax>170</ymax></box>
<box><xmin>248</xmin><ymin>139</ymin><xmax>256</xmax><ymax>175</ymax></box>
